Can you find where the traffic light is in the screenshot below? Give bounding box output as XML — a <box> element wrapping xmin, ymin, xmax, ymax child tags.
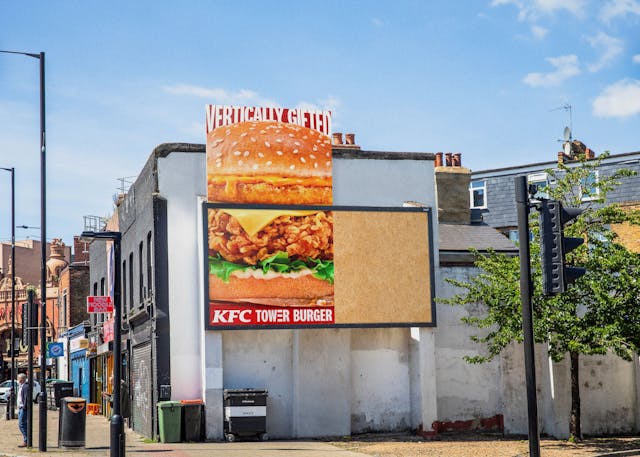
<box><xmin>539</xmin><ymin>199</ymin><xmax>587</xmax><ymax>295</ymax></box>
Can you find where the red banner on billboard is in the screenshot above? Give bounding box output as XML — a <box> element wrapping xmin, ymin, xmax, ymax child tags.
<box><xmin>209</xmin><ymin>303</ymin><xmax>335</xmax><ymax>327</ymax></box>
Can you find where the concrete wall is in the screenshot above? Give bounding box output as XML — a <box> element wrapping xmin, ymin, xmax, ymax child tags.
<box><xmin>437</xmin><ymin>265</ymin><xmax>640</xmax><ymax>438</ymax></box>
<box><xmin>190</xmin><ymin>153</ymin><xmax>439</xmax><ymax>439</ymax></box>
<box><xmin>157</xmin><ymin>152</ymin><xmax>206</xmax><ymax>402</ymax></box>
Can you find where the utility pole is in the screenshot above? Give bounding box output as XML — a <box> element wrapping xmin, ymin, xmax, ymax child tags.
<box><xmin>515</xmin><ymin>175</ymin><xmax>541</xmax><ymax>457</ymax></box>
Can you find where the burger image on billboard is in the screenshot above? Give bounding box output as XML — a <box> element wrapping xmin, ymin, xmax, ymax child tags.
<box><xmin>206</xmin><ymin>119</ymin><xmax>334</xmax><ymax>308</ymax></box>
<box><xmin>206</xmin><ymin>120</ymin><xmax>332</xmax><ymax>204</ymax></box>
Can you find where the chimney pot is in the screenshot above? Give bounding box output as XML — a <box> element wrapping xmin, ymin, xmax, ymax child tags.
<box><xmin>345</xmin><ymin>133</ymin><xmax>355</xmax><ymax>145</ymax></box>
<box><xmin>453</xmin><ymin>153</ymin><xmax>462</xmax><ymax>167</ymax></box>
<box><xmin>435</xmin><ymin>152</ymin><xmax>443</xmax><ymax>167</ymax></box>
<box><xmin>332</xmin><ymin>132</ymin><xmax>343</xmax><ymax>145</ymax></box>
<box><xmin>557</xmin><ymin>151</ymin><xmax>564</xmax><ymax>164</ymax></box>
<box><xmin>445</xmin><ymin>153</ymin><xmax>453</xmax><ymax>167</ymax></box>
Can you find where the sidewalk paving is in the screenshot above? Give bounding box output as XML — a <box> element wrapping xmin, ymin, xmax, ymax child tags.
<box><xmin>0</xmin><ymin>404</ymin><xmax>368</xmax><ymax>457</ymax></box>
<box><xmin>3</xmin><ymin>404</ymin><xmax>640</xmax><ymax>457</ymax></box>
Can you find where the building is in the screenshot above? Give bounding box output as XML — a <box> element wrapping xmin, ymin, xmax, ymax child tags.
<box><xmin>470</xmin><ymin>142</ymin><xmax>640</xmax><ymax>241</ymax></box>
<box><xmin>86</xmin><ymin>136</ymin><xmax>444</xmax><ymax>440</ymax></box>
<box><xmin>0</xmin><ymin>238</ymin><xmax>71</xmax><ymax>380</ymax></box>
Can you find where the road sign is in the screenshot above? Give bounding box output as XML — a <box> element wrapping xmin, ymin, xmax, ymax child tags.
<box><xmin>87</xmin><ymin>296</ymin><xmax>114</xmax><ymax>313</ymax></box>
<box><xmin>47</xmin><ymin>342</ymin><xmax>64</xmax><ymax>358</ymax></box>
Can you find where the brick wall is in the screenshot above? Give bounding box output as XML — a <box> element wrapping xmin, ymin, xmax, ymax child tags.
<box><xmin>611</xmin><ymin>202</ymin><xmax>640</xmax><ymax>253</ymax></box>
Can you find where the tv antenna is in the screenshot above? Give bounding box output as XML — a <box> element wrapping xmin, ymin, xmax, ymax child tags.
<box><xmin>551</xmin><ymin>103</ymin><xmax>572</xmax><ymax>135</ymax></box>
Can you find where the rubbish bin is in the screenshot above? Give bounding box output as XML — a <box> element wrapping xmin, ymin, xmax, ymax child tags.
<box><xmin>181</xmin><ymin>399</ymin><xmax>203</xmax><ymax>442</ymax></box>
<box><xmin>157</xmin><ymin>401</ymin><xmax>182</xmax><ymax>443</ymax></box>
<box><xmin>58</xmin><ymin>397</ymin><xmax>86</xmax><ymax>448</ymax></box>
<box><xmin>223</xmin><ymin>389</ymin><xmax>268</xmax><ymax>442</ymax></box>
<box><xmin>47</xmin><ymin>381</ymin><xmax>75</xmax><ymax>409</ymax></box>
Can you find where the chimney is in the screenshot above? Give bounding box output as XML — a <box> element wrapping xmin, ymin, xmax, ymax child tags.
<box><xmin>332</xmin><ymin>132</ymin><xmax>343</xmax><ymax>145</ymax></box>
<box><xmin>558</xmin><ymin>151</ymin><xmax>565</xmax><ymax>164</ymax></box>
<box><xmin>453</xmin><ymin>153</ymin><xmax>462</xmax><ymax>167</ymax></box>
<box><xmin>435</xmin><ymin>153</ymin><xmax>471</xmax><ymax>224</ymax></box>
<box><xmin>445</xmin><ymin>153</ymin><xmax>453</xmax><ymax>167</ymax></box>
<box><xmin>435</xmin><ymin>152</ymin><xmax>443</xmax><ymax>167</ymax></box>
<box><xmin>73</xmin><ymin>235</ymin><xmax>90</xmax><ymax>264</ymax></box>
<box><xmin>345</xmin><ymin>133</ymin><xmax>355</xmax><ymax>145</ymax></box>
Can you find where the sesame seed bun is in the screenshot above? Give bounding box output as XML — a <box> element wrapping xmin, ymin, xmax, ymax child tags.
<box><xmin>207</xmin><ymin>121</ymin><xmax>333</xmax><ymax>204</ymax></box>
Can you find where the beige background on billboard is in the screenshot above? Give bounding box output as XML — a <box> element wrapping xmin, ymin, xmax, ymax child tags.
<box><xmin>333</xmin><ymin>211</ymin><xmax>432</xmax><ymax>324</ymax></box>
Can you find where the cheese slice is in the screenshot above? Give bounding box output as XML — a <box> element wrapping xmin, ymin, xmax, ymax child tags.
<box><xmin>221</xmin><ymin>208</ymin><xmax>319</xmax><ymax>237</ymax></box>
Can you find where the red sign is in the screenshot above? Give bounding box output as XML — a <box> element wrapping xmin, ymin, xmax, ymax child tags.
<box><xmin>87</xmin><ymin>296</ymin><xmax>113</xmax><ymax>313</ymax></box>
<box><xmin>209</xmin><ymin>304</ymin><xmax>335</xmax><ymax>327</ymax></box>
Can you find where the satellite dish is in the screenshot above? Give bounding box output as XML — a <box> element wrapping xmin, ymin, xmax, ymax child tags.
<box><xmin>563</xmin><ymin>126</ymin><xmax>571</xmax><ymax>141</ymax></box>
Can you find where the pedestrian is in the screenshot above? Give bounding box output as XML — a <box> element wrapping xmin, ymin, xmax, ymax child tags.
<box><xmin>16</xmin><ymin>373</ymin><xmax>28</xmax><ymax>448</ymax></box>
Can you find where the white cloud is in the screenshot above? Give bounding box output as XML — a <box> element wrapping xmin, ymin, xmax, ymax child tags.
<box><xmin>593</xmin><ymin>79</ymin><xmax>640</xmax><ymax>117</ymax></box>
<box><xmin>491</xmin><ymin>0</ymin><xmax>586</xmax><ymax>21</ymax></box>
<box><xmin>633</xmin><ymin>54</ymin><xmax>640</xmax><ymax>63</ymax></box>
<box><xmin>587</xmin><ymin>32</ymin><xmax>623</xmax><ymax>72</ymax></box>
<box><xmin>296</xmin><ymin>96</ymin><xmax>341</xmax><ymax>113</ymax></box>
<box><xmin>523</xmin><ymin>54</ymin><xmax>581</xmax><ymax>87</ymax></box>
<box><xmin>531</xmin><ymin>24</ymin><xmax>549</xmax><ymax>39</ymax></box>
<box><xmin>371</xmin><ymin>17</ymin><xmax>384</xmax><ymax>27</ymax></box>
<box><xmin>600</xmin><ymin>0</ymin><xmax>640</xmax><ymax>22</ymax></box>
<box><xmin>162</xmin><ymin>84</ymin><xmax>278</xmax><ymax>107</ymax></box>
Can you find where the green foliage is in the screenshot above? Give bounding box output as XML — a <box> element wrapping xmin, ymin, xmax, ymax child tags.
<box><xmin>440</xmin><ymin>152</ymin><xmax>640</xmax><ymax>364</ymax></box>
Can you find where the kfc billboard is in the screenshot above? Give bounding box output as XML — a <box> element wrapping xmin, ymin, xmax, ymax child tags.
<box><xmin>204</xmin><ymin>105</ymin><xmax>434</xmax><ymax>329</ymax></box>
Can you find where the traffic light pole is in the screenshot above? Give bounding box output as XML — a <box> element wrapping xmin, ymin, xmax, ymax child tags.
<box><xmin>515</xmin><ymin>176</ymin><xmax>541</xmax><ymax>457</ymax></box>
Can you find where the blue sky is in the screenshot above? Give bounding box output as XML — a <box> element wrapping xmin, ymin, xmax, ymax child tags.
<box><xmin>1</xmin><ymin>0</ymin><xmax>639</xmax><ymax>249</ymax></box>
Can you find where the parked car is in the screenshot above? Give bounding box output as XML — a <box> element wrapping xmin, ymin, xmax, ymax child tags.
<box><xmin>0</xmin><ymin>379</ymin><xmax>42</xmax><ymax>403</ymax></box>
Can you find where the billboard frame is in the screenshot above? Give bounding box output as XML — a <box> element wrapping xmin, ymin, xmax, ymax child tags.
<box><xmin>202</xmin><ymin>202</ymin><xmax>436</xmax><ymax>330</ymax></box>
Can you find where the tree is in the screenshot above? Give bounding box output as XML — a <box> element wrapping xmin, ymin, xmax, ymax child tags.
<box><xmin>441</xmin><ymin>151</ymin><xmax>640</xmax><ymax>441</ymax></box>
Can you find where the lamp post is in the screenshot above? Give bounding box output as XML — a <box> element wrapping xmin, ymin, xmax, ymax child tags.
<box><xmin>0</xmin><ymin>49</ymin><xmax>47</xmax><ymax>451</ymax></box>
<box><xmin>81</xmin><ymin>231</ymin><xmax>124</xmax><ymax>457</ymax></box>
<box><xmin>0</xmin><ymin>167</ymin><xmax>15</xmax><ymax>420</ymax></box>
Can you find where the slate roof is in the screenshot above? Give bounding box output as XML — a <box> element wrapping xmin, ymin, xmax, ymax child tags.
<box><xmin>439</xmin><ymin>223</ymin><xmax>517</xmax><ymax>253</ymax></box>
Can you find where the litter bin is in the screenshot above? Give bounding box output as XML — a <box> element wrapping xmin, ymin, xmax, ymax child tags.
<box><xmin>58</xmin><ymin>397</ymin><xmax>86</xmax><ymax>448</ymax></box>
<box><xmin>157</xmin><ymin>401</ymin><xmax>182</xmax><ymax>443</ymax></box>
<box><xmin>47</xmin><ymin>381</ymin><xmax>75</xmax><ymax>409</ymax></box>
<box><xmin>181</xmin><ymin>399</ymin><xmax>203</xmax><ymax>442</ymax></box>
<box><xmin>223</xmin><ymin>389</ymin><xmax>268</xmax><ymax>442</ymax></box>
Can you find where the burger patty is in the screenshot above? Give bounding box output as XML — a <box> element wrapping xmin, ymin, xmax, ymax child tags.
<box><xmin>208</xmin><ymin>210</ymin><xmax>333</xmax><ymax>265</ymax></box>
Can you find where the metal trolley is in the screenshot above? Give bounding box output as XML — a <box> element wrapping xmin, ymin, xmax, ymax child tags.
<box><xmin>223</xmin><ymin>388</ymin><xmax>268</xmax><ymax>442</ymax></box>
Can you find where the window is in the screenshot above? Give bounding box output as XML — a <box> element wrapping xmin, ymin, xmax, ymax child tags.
<box><xmin>581</xmin><ymin>171</ymin><xmax>599</xmax><ymax>201</ymax></box>
<box><xmin>469</xmin><ymin>180</ymin><xmax>487</xmax><ymax>209</ymax></box>
<box><xmin>528</xmin><ymin>172</ymin><xmax>550</xmax><ymax>201</ymax></box>
<box><xmin>129</xmin><ymin>252</ymin><xmax>134</xmax><ymax>309</ymax></box>
<box><xmin>122</xmin><ymin>260</ymin><xmax>127</xmax><ymax>311</ymax></box>
<box><xmin>59</xmin><ymin>289</ymin><xmax>68</xmax><ymax>328</ymax></box>
<box><xmin>100</xmin><ymin>278</ymin><xmax>105</xmax><ymax>295</ymax></box>
<box><xmin>146</xmin><ymin>232</ymin><xmax>152</xmax><ymax>298</ymax></box>
<box><xmin>93</xmin><ymin>282</ymin><xmax>98</xmax><ymax>296</ymax></box>
<box><xmin>139</xmin><ymin>241</ymin><xmax>144</xmax><ymax>302</ymax></box>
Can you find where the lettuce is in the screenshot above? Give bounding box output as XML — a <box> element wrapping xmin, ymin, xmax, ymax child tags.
<box><xmin>209</xmin><ymin>252</ymin><xmax>334</xmax><ymax>284</ymax></box>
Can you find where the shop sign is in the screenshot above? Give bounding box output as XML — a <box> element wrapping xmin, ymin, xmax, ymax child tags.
<box><xmin>87</xmin><ymin>296</ymin><xmax>113</xmax><ymax>313</ymax></box>
<box><xmin>70</xmin><ymin>337</ymin><xmax>89</xmax><ymax>352</ymax></box>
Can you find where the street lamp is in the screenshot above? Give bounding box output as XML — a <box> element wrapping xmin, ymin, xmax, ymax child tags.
<box><xmin>0</xmin><ymin>167</ymin><xmax>15</xmax><ymax>420</ymax></box>
<box><xmin>80</xmin><ymin>231</ymin><xmax>124</xmax><ymax>457</ymax></box>
<box><xmin>0</xmin><ymin>49</ymin><xmax>47</xmax><ymax>452</ymax></box>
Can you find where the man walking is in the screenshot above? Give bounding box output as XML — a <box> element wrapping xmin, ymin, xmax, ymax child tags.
<box><xmin>16</xmin><ymin>373</ymin><xmax>28</xmax><ymax>448</ymax></box>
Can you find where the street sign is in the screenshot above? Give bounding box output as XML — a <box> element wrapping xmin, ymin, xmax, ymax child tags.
<box><xmin>47</xmin><ymin>342</ymin><xmax>64</xmax><ymax>358</ymax></box>
<box><xmin>87</xmin><ymin>296</ymin><xmax>114</xmax><ymax>313</ymax></box>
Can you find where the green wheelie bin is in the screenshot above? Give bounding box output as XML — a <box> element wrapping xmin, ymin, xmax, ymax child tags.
<box><xmin>157</xmin><ymin>401</ymin><xmax>182</xmax><ymax>443</ymax></box>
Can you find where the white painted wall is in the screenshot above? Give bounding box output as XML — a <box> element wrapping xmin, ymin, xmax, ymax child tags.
<box><xmin>157</xmin><ymin>152</ymin><xmax>206</xmax><ymax>402</ymax></box>
<box><xmin>438</xmin><ymin>265</ymin><xmax>640</xmax><ymax>438</ymax></box>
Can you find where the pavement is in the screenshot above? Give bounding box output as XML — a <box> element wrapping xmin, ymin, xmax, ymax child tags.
<box><xmin>0</xmin><ymin>403</ymin><xmax>368</xmax><ymax>457</ymax></box>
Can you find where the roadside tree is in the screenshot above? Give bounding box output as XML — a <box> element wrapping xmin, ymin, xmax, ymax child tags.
<box><xmin>441</xmin><ymin>152</ymin><xmax>640</xmax><ymax>441</ymax></box>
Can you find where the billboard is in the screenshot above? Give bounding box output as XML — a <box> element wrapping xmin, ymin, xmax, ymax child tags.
<box><xmin>203</xmin><ymin>204</ymin><xmax>434</xmax><ymax>329</ymax></box>
<box><xmin>204</xmin><ymin>105</ymin><xmax>434</xmax><ymax>329</ymax></box>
